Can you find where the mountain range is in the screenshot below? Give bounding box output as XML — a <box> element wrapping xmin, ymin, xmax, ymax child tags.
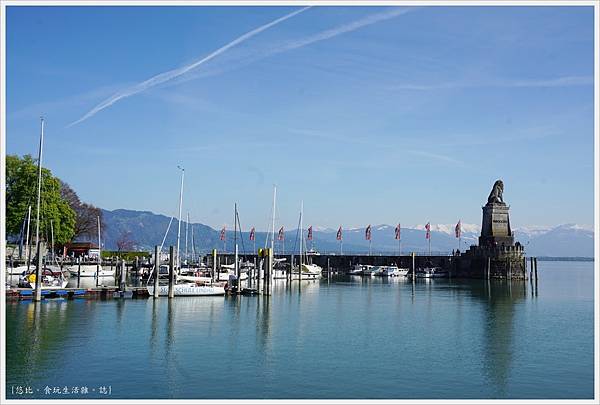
<box><xmin>88</xmin><ymin>209</ymin><xmax>594</xmax><ymax>258</ymax></box>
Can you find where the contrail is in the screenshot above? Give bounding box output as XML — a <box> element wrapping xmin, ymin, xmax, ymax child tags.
<box><xmin>68</xmin><ymin>6</ymin><xmax>310</xmax><ymax>127</ymax></box>
<box><xmin>275</xmin><ymin>7</ymin><xmax>413</xmax><ymax>53</ymax></box>
<box><xmin>167</xmin><ymin>7</ymin><xmax>415</xmax><ymax>87</ymax></box>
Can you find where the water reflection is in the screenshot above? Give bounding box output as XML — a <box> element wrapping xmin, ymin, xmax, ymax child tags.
<box><xmin>468</xmin><ymin>279</ymin><xmax>527</xmax><ymax>396</ymax></box>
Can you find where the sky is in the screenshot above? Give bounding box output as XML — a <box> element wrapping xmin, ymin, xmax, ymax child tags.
<box><xmin>5</xmin><ymin>5</ymin><xmax>596</xmax><ymax>231</ymax></box>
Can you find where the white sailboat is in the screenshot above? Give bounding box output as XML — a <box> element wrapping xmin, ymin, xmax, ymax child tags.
<box><xmin>66</xmin><ymin>217</ymin><xmax>114</xmax><ymax>277</ymax></box>
<box><xmin>292</xmin><ymin>202</ymin><xmax>322</xmax><ymax>281</ymax></box>
<box><xmin>146</xmin><ymin>166</ymin><xmax>226</xmax><ymax>296</ymax></box>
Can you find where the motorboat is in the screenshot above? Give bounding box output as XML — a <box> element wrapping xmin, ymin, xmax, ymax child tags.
<box><xmin>416</xmin><ymin>267</ymin><xmax>448</xmax><ymax>278</ymax></box>
<box><xmin>67</xmin><ymin>264</ymin><xmax>115</xmax><ymax>278</ymax></box>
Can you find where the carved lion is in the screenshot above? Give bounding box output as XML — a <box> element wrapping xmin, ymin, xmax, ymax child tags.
<box><xmin>487</xmin><ymin>180</ymin><xmax>504</xmax><ymax>204</ymax></box>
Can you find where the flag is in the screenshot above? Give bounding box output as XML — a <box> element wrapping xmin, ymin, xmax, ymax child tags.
<box><xmin>336</xmin><ymin>226</ymin><xmax>342</xmax><ymax>241</ymax></box>
<box><xmin>365</xmin><ymin>224</ymin><xmax>372</xmax><ymax>241</ymax></box>
<box><xmin>307</xmin><ymin>226</ymin><xmax>313</xmax><ymax>240</ymax></box>
<box><xmin>278</xmin><ymin>226</ymin><xmax>284</xmax><ymax>241</ymax></box>
<box><xmin>395</xmin><ymin>223</ymin><xmax>401</xmax><ymax>240</ymax></box>
<box><xmin>425</xmin><ymin>222</ymin><xmax>431</xmax><ymax>239</ymax></box>
<box><xmin>455</xmin><ymin>220</ymin><xmax>461</xmax><ymax>238</ymax></box>
<box><xmin>249</xmin><ymin>227</ymin><xmax>255</xmax><ymax>241</ymax></box>
<box><xmin>220</xmin><ymin>226</ymin><xmax>226</xmax><ymax>241</ymax></box>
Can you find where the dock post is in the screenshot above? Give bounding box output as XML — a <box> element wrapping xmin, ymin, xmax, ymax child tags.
<box><xmin>257</xmin><ymin>249</ymin><xmax>262</xmax><ymax>295</ymax></box>
<box><xmin>153</xmin><ymin>246</ymin><xmax>160</xmax><ymax>298</ymax></box>
<box><xmin>530</xmin><ymin>257</ymin><xmax>533</xmax><ymax>280</ymax></box>
<box><xmin>120</xmin><ymin>259</ymin><xmax>127</xmax><ymax>292</ymax></box>
<box><xmin>508</xmin><ymin>260</ymin><xmax>512</xmax><ymax>280</ymax></box>
<box><xmin>96</xmin><ymin>254</ymin><xmax>100</xmax><ymax>288</ymax></box>
<box><xmin>534</xmin><ymin>257</ymin><xmax>538</xmax><ymax>281</ymax></box>
<box><xmin>77</xmin><ymin>257</ymin><xmax>81</xmax><ymax>288</ymax></box>
<box><xmin>235</xmin><ymin>244</ymin><xmax>240</xmax><ymax>295</ymax></box>
<box><xmin>211</xmin><ymin>249</ymin><xmax>217</xmax><ymax>283</ymax></box>
<box><xmin>168</xmin><ymin>246</ymin><xmax>175</xmax><ymax>298</ymax></box>
<box><xmin>411</xmin><ymin>252</ymin><xmax>415</xmax><ymax>280</ymax></box>
<box><xmin>523</xmin><ymin>256</ymin><xmax>527</xmax><ymax>279</ymax></box>
<box><xmin>268</xmin><ymin>248</ymin><xmax>273</xmax><ymax>295</ymax></box>
<box><xmin>487</xmin><ymin>257</ymin><xmax>491</xmax><ymax>279</ymax></box>
<box><xmin>327</xmin><ymin>258</ymin><xmax>330</xmax><ymax>279</ymax></box>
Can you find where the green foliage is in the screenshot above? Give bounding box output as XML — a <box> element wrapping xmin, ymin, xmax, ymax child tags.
<box><xmin>101</xmin><ymin>251</ymin><xmax>150</xmax><ymax>261</ymax></box>
<box><xmin>6</xmin><ymin>155</ymin><xmax>76</xmax><ymax>245</ymax></box>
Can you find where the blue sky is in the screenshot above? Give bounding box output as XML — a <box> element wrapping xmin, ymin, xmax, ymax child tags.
<box><xmin>6</xmin><ymin>5</ymin><xmax>595</xmax><ymax>231</ymax></box>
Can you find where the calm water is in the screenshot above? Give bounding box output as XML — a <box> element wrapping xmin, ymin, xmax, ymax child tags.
<box><xmin>5</xmin><ymin>261</ymin><xmax>594</xmax><ymax>399</ymax></box>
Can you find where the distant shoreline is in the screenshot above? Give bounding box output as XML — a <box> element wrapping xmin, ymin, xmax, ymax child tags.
<box><xmin>536</xmin><ymin>257</ymin><xmax>594</xmax><ymax>262</ymax></box>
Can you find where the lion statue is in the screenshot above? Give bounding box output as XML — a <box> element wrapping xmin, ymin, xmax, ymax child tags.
<box><xmin>487</xmin><ymin>180</ymin><xmax>504</xmax><ymax>204</ymax></box>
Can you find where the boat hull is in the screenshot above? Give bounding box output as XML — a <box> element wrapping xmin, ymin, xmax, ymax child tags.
<box><xmin>147</xmin><ymin>283</ymin><xmax>225</xmax><ymax>296</ymax></box>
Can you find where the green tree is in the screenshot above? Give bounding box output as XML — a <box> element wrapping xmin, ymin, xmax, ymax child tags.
<box><xmin>6</xmin><ymin>155</ymin><xmax>76</xmax><ymax>245</ymax></box>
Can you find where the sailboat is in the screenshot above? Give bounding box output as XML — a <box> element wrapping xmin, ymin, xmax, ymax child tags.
<box><xmin>19</xmin><ymin>118</ymin><xmax>69</xmax><ymax>293</ymax></box>
<box><xmin>292</xmin><ymin>202</ymin><xmax>322</xmax><ymax>280</ymax></box>
<box><xmin>146</xmin><ymin>166</ymin><xmax>226</xmax><ymax>296</ymax></box>
<box><xmin>67</xmin><ymin>217</ymin><xmax>114</xmax><ymax>277</ymax></box>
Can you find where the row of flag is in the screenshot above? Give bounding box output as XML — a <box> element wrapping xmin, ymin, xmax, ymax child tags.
<box><xmin>220</xmin><ymin>221</ymin><xmax>463</xmax><ymax>241</ymax></box>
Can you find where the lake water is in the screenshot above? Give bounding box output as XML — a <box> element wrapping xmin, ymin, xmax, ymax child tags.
<box><xmin>5</xmin><ymin>261</ymin><xmax>595</xmax><ymax>399</ymax></box>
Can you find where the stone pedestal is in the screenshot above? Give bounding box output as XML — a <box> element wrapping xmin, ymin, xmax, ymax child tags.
<box><xmin>479</xmin><ymin>203</ymin><xmax>514</xmax><ymax>247</ymax></box>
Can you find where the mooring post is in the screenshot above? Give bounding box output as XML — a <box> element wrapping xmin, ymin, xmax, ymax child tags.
<box><xmin>211</xmin><ymin>249</ymin><xmax>216</xmax><ymax>283</ymax></box>
<box><xmin>530</xmin><ymin>257</ymin><xmax>534</xmax><ymax>280</ymax></box>
<box><xmin>257</xmin><ymin>250</ymin><xmax>262</xmax><ymax>295</ymax></box>
<box><xmin>523</xmin><ymin>256</ymin><xmax>527</xmax><ymax>279</ymax></box>
<box><xmin>534</xmin><ymin>257</ymin><xmax>538</xmax><ymax>281</ymax></box>
<box><xmin>487</xmin><ymin>257</ymin><xmax>491</xmax><ymax>279</ymax></box>
<box><xmin>96</xmin><ymin>253</ymin><xmax>100</xmax><ymax>288</ymax></box>
<box><xmin>168</xmin><ymin>246</ymin><xmax>175</xmax><ymax>298</ymax></box>
<box><xmin>153</xmin><ymin>246</ymin><xmax>160</xmax><ymax>298</ymax></box>
<box><xmin>508</xmin><ymin>260</ymin><xmax>512</xmax><ymax>280</ymax></box>
<box><xmin>235</xmin><ymin>244</ymin><xmax>240</xmax><ymax>295</ymax></box>
<box><xmin>77</xmin><ymin>256</ymin><xmax>81</xmax><ymax>288</ymax></box>
<box><xmin>268</xmin><ymin>248</ymin><xmax>273</xmax><ymax>295</ymax></box>
<box><xmin>411</xmin><ymin>252</ymin><xmax>416</xmax><ymax>280</ymax></box>
<box><xmin>120</xmin><ymin>259</ymin><xmax>127</xmax><ymax>292</ymax></box>
<box><xmin>327</xmin><ymin>258</ymin><xmax>330</xmax><ymax>279</ymax></box>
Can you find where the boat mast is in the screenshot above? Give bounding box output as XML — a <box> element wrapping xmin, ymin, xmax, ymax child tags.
<box><xmin>176</xmin><ymin>165</ymin><xmax>185</xmax><ymax>272</ymax></box>
<box><xmin>234</xmin><ymin>203</ymin><xmax>240</xmax><ymax>293</ymax></box>
<box><xmin>96</xmin><ymin>215</ymin><xmax>101</xmax><ymax>285</ymax></box>
<box><xmin>271</xmin><ymin>185</ymin><xmax>276</xmax><ymax>254</ymax></box>
<box><xmin>25</xmin><ymin>205</ymin><xmax>31</xmax><ymax>269</ymax></box>
<box><xmin>50</xmin><ymin>219</ymin><xmax>54</xmax><ymax>264</ymax></box>
<box><xmin>299</xmin><ymin>201</ymin><xmax>303</xmax><ymax>282</ymax></box>
<box><xmin>34</xmin><ymin>117</ymin><xmax>44</xmax><ymax>302</ymax></box>
<box><xmin>185</xmin><ymin>212</ymin><xmax>189</xmax><ymax>265</ymax></box>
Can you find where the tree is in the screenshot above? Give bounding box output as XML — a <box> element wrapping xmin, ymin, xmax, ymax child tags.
<box><xmin>116</xmin><ymin>231</ymin><xmax>136</xmax><ymax>252</ymax></box>
<box><xmin>6</xmin><ymin>155</ymin><xmax>76</xmax><ymax>245</ymax></box>
<box><xmin>60</xmin><ymin>181</ymin><xmax>104</xmax><ymax>240</ymax></box>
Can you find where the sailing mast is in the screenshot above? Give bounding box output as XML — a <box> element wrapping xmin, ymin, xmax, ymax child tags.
<box><xmin>33</xmin><ymin>118</ymin><xmax>44</xmax><ymax>302</ymax></box>
<box><xmin>96</xmin><ymin>215</ymin><xmax>101</xmax><ymax>286</ymax></box>
<box><xmin>234</xmin><ymin>203</ymin><xmax>240</xmax><ymax>293</ymax></box>
<box><xmin>50</xmin><ymin>220</ymin><xmax>55</xmax><ymax>264</ymax></box>
<box><xmin>185</xmin><ymin>212</ymin><xmax>189</xmax><ymax>265</ymax></box>
<box><xmin>299</xmin><ymin>201</ymin><xmax>303</xmax><ymax>282</ymax></box>
<box><xmin>176</xmin><ymin>165</ymin><xmax>185</xmax><ymax>272</ymax></box>
<box><xmin>25</xmin><ymin>205</ymin><xmax>31</xmax><ymax>270</ymax></box>
<box><xmin>271</xmin><ymin>185</ymin><xmax>276</xmax><ymax>254</ymax></box>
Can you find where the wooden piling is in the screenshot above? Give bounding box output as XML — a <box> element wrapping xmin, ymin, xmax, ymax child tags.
<box><xmin>411</xmin><ymin>252</ymin><xmax>415</xmax><ymax>281</ymax></box>
<box><xmin>168</xmin><ymin>246</ymin><xmax>175</xmax><ymax>298</ymax></box>
<box><xmin>268</xmin><ymin>248</ymin><xmax>273</xmax><ymax>295</ymax></box>
<box><xmin>534</xmin><ymin>257</ymin><xmax>538</xmax><ymax>281</ymax></box>
<box><xmin>530</xmin><ymin>257</ymin><xmax>534</xmax><ymax>280</ymax></box>
<box><xmin>235</xmin><ymin>244</ymin><xmax>240</xmax><ymax>295</ymax></box>
<box><xmin>77</xmin><ymin>257</ymin><xmax>81</xmax><ymax>288</ymax></box>
<box><xmin>487</xmin><ymin>257</ymin><xmax>491</xmax><ymax>279</ymax></box>
<box><xmin>153</xmin><ymin>245</ymin><xmax>160</xmax><ymax>298</ymax></box>
<box><xmin>257</xmin><ymin>249</ymin><xmax>262</xmax><ymax>295</ymax></box>
<box><xmin>211</xmin><ymin>249</ymin><xmax>217</xmax><ymax>283</ymax></box>
<box><xmin>120</xmin><ymin>259</ymin><xmax>127</xmax><ymax>292</ymax></box>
